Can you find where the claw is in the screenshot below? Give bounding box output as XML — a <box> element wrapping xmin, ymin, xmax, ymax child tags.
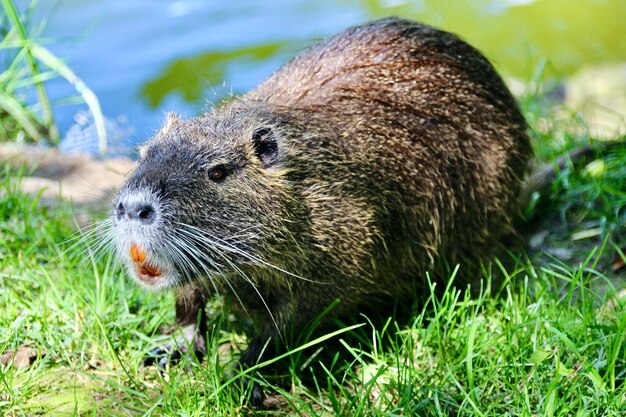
<box><xmin>229</xmin><ymin>358</ymin><xmax>268</xmax><ymax>410</ymax></box>
<box><xmin>250</xmin><ymin>382</ymin><xmax>265</xmax><ymax>409</ymax></box>
<box><xmin>143</xmin><ymin>345</ymin><xmax>184</xmax><ymax>367</ymax></box>
<box><xmin>231</xmin><ymin>374</ymin><xmax>266</xmax><ymax>410</ymax></box>
<box><xmin>142</xmin><ymin>325</ymin><xmax>205</xmax><ymax>368</ymax></box>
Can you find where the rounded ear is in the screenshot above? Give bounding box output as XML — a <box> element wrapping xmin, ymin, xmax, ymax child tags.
<box><xmin>252</xmin><ymin>127</ymin><xmax>278</xmax><ymax>167</ymax></box>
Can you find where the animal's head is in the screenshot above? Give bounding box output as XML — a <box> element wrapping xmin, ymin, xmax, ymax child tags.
<box><xmin>112</xmin><ymin>107</ymin><xmax>292</xmax><ymax>290</ymax></box>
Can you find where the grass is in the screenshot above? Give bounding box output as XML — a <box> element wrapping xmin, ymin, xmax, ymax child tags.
<box><xmin>0</xmin><ymin>0</ymin><xmax>107</xmax><ymax>153</ymax></box>
<box><xmin>0</xmin><ymin>10</ymin><xmax>624</xmax><ymax>413</ymax></box>
<box><xmin>0</xmin><ymin>96</ymin><xmax>625</xmax><ymax>416</ymax></box>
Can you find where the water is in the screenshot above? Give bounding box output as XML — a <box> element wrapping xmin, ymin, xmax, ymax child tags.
<box><xmin>21</xmin><ymin>0</ymin><xmax>626</xmax><ymax>154</ymax></box>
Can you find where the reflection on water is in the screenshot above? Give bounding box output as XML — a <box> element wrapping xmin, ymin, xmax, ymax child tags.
<box><xmin>141</xmin><ymin>42</ymin><xmax>291</xmax><ymax>107</ymax></box>
<box><xmin>26</xmin><ymin>0</ymin><xmax>626</xmax><ymax>151</ymax></box>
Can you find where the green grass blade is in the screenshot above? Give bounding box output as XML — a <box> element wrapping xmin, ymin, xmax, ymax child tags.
<box><xmin>0</xmin><ymin>89</ymin><xmax>44</xmax><ymax>141</ymax></box>
<box><xmin>1</xmin><ymin>0</ymin><xmax>59</xmax><ymax>144</ymax></box>
<box><xmin>209</xmin><ymin>323</ymin><xmax>365</xmax><ymax>400</ymax></box>
<box><xmin>30</xmin><ymin>43</ymin><xmax>108</xmax><ymax>155</ymax></box>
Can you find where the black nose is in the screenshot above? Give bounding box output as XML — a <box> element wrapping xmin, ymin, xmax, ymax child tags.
<box><xmin>116</xmin><ymin>200</ymin><xmax>157</xmax><ymax>224</ymax></box>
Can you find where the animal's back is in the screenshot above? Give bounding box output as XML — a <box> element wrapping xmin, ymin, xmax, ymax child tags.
<box><xmin>247</xmin><ymin>17</ymin><xmax>531</xmax><ymax>289</ymax></box>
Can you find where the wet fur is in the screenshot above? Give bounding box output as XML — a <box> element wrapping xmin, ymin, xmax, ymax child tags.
<box><xmin>112</xmin><ymin>17</ymin><xmax>531</xmax><ymax>407</ymax></box>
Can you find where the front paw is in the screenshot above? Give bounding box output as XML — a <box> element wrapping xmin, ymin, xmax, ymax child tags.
<box><xmin>143</xmin><ymin>324</ymin><xmax>206</xmax><ymax>367</ymax></box>
<box><xmin>229</xmin><ymin>369</ymin><xmax>265</xmax><ymax>410</ymax></box>
<box><xmin>248</xmin><ymin>379</ymin><xmax>265</xmax><ymax>410</ymax></box>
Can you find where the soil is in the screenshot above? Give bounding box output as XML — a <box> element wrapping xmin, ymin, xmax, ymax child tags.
<box><xmin>0</xmin><ymin>143</ymin><xmax>134</xmax><ymax>217</ymax></box>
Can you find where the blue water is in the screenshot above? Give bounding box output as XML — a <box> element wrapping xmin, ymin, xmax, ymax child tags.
<box><xmin>20</xmin><ymin>0</ymin><xmax>626</xmax><ymax>155</ymax></box>
<box><xmin>27</xmin><ymin>0</ymin><xmax>365</xmax><ymax>154</ymax></box>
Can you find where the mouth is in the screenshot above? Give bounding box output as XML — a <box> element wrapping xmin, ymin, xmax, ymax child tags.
<box><xmin>130</xmin><ymin>243</ymin><xmax>163</xmax><ymax>284</ymax></box>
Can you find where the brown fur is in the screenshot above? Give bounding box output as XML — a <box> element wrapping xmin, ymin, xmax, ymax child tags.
<box><xmin>113</xmin><ymin>17</ymin><xmax>531</xmax><ymax>406</ymax></box>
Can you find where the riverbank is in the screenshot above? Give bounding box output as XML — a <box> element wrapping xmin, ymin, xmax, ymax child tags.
<box><xmin>0</xmin><ymin>100</ymin><xmax>624</xmax><ymax>415</ymax></box>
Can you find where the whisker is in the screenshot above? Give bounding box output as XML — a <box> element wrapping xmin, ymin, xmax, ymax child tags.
<box><xmin>63</xmin><ymin>218</ymin><xmax>112</xmax><ymax>247</ymax></box>
<box><xmin>175</xmin><ymin>222</ymin><xmax>321</xmax><ymax>284</ymax></box>
<box><xmin>170</xmin><ymin>233</ymin><xmax>252</xmax><ymax>318</ymax></box>
<box><xmin>202</xmin><ymin>239</ymin><xmax>283</xmax><ymax>340</ymax></box>
<box><xmin>169</xmin><ymin>232</ymin><xmax>222</xmax><ymax>296</ymax></box>
<box><xmin>65</xmin><ymin>219</ymin><xmax>116</xmax><ymax>262</ymax></box>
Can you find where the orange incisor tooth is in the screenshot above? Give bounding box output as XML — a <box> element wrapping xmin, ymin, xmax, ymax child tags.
<box><xmin>130</xmin><ymin>243</ymin><xmax>147</xmax><ymax>263</ymax></box>
<box><xmin>140</xmin><ymin>264</ymin><xmax>161</xmax><ymax>277</ymax></box>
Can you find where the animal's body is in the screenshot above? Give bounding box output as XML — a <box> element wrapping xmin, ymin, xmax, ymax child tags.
<box><xmin>112</xmin><ymin>17</ymin><xmax>531</xmax><ymax>406</ymax></box>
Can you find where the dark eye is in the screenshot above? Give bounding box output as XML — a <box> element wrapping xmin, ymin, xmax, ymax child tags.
<box><xmin>208</xmin><ymin>166</ymin><xmax>227</xmax><ymax>182</ymax></box>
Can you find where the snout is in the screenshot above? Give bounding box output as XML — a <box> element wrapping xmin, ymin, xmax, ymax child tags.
<box><xmin>113</xmin><ymin>189</ymin><xmax>174</xmax><ymax>289</ymax></box>
<box><xmin>114</xmin><ymin>187</ymin><xmax>161</xmax><ymax>227</ymax></box>
<box><xmin>116</xmin><ymin>200</ymin><xmax>157</xmax><ymax>225</ymax></box>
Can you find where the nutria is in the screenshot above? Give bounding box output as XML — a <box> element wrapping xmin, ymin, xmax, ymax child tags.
<box><xmin>111</xmin><ymin>17</ymin><xmax>531</xmax><ymax>407</ymax></box>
